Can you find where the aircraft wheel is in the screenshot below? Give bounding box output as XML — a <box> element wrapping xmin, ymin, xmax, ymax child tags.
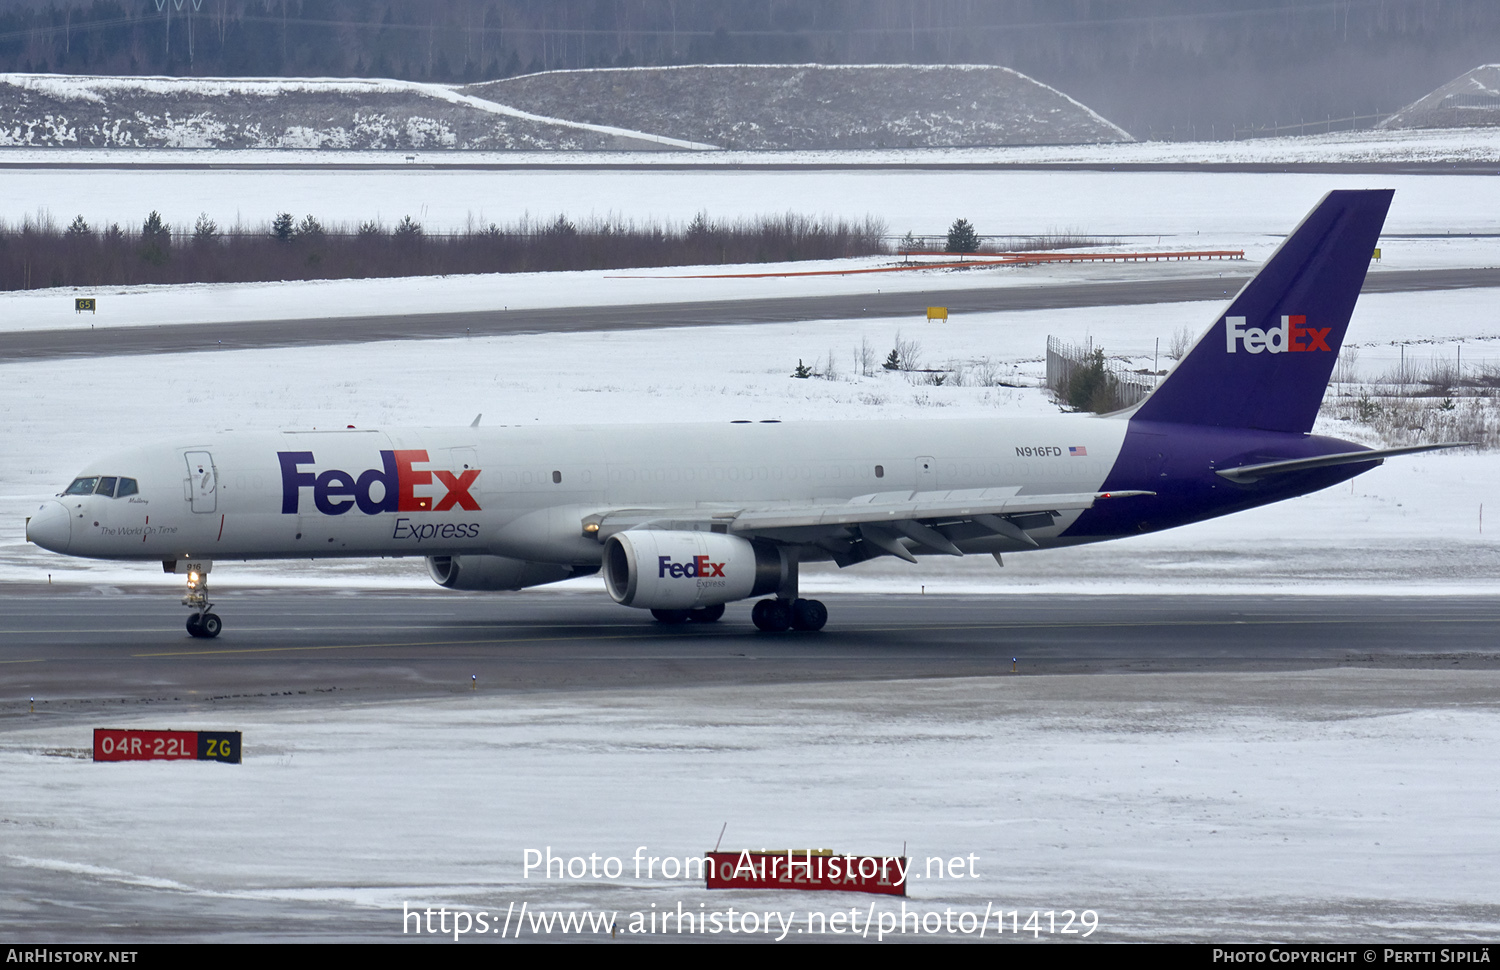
<box><xmin>690</xmin><ymin>603</ymin><xmax>726</xmax><ymax>623</ymax></box>
<box><xmin>651</xmin><ymin>608</ymin><xmax>691</xmax><ymax>624</ymax></box>
<box><xmin>185</xmin><ymin>614</ymin><xmax>204</xmax><ymax>638</ymax></box>
<box><xmin>791</xmin><ymin>599</ymin><xmax>828</xmax><ymax>632</ymax></box>
<box><xmin>200</xmin><ymin>613</ymin><xmax>223</xmax><ymax>638</ymax></box>
<box><xmin>751</xmin><ymin>599</ymin><xmax>792</xmax><ymax>633</ymax></box>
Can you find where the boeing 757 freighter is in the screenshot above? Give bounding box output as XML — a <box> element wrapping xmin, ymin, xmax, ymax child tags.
<box><xmin>26</xmin><ymin>190</ymin><xmax>1459</xmax><ymax>638</ymax></box>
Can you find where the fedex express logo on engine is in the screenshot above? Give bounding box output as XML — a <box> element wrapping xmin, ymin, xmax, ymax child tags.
<box><xmin>278</xmin><ymin>450</ymin><xmax>479</xmax><ymax>515</ymax></box>
<box><xmin>658</xmin><ymin>555</ymin><xmax>726</xmax><ymax>579</ymax></box>
<box><xmin>1225</xmin><ymin>315</ymin><xmax>1331</xmax><ymax>355</ymax></box>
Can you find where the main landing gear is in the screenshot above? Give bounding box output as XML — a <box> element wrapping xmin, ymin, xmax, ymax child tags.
<box><xmin>650</xmin><ymin>599</ymin><xmax>826</xmax><ymax>631</ymax></box>
<box><xmin>647</xmin><ymin>558</ymin><xmax>826</xmax><ymax>633</ymax></box>
<box><xmin>750</xmin><ymin>597</ymin><xmax>827</xmax><ymax>633</ymax></box>
<box><xmin>748</xmin><ymin>556</ymin><xmax>826</xmax><ymax>632</ymax></box>
<box><xmin>181</xmin><ymin>566</ymin><xmax>222</xmax><ymax>639</ymax></box>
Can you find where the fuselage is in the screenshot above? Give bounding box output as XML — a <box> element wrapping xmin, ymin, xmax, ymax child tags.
<box><xmin>27</xmin><ymin>414</ymin><xmax>1369</xmax><ymax>567</ymax></box>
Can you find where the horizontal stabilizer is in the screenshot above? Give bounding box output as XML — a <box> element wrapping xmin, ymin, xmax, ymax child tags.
<box><xmin>1215</xmin><ymin>443</ymin><xmax>1469</xmax><ymax>484</ymax></box>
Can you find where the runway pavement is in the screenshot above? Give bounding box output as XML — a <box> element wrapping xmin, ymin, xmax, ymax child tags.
<box><xmin>4</xmin><ymin>588</ymin><xmax>1497</xmax><ymax>715</ymax></box>
<box><xmin>3</xmin><ymin>267</ymin><xmax>1498</xmax><ymax>363</ymax></box>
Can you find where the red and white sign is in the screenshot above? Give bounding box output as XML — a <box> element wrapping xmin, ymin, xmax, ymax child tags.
<box><xmin>92</xmin><ymin>729</ymin><xmax>241</xmax><ymax>763</ymax></box>
<box><xmin>706</xmin><ymin>850</ymin><xmax>907</xmax><ymax>896</ymax></box>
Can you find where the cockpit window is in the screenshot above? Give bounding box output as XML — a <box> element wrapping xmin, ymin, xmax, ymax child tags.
<box><xmin>63</xmin><ymin>476</ymin><xmax>138</xmax><ymax>498</ymax></box>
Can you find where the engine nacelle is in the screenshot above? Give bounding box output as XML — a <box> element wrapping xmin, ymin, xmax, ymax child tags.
<box><xmin>603</xmin><ymin>530</ymin><xmax>788</xmax><ymax>609</ymax></box>
<box><xmin>428</xmin><ymin>554</ymin><xmax>597</xmax><ymax>592</ymax></box>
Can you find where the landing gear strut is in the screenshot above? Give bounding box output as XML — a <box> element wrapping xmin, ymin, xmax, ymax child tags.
<box><xmin>749</xmin><ymin>559</ymin><xmax>826</xmax><ymax>632</ymax></box>
<box><xmin>181</xmin><ymin>566</ymin><xmax>222</xmax><ymax>639</ymax></box>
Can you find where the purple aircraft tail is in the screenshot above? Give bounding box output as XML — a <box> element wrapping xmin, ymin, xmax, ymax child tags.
<box><xmin>1132</xmin><ymin>189</ymin><xmax>1392</xmax><ymax>434</ymax></box>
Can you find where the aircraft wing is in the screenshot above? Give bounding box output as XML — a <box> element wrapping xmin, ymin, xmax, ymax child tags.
<box><xmin>585</xmin><ymin>488</ymin><xmax>1153</xmax><ymax>562</ymax></box>
<box><xmin>725</xmin><ymin>487</ymin><xmax>1153</xmax><ymax>531</ymax></box>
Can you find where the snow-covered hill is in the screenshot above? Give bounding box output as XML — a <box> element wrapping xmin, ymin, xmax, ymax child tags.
<box><xmin>0</xmin><ymin>65</ymin><xmax>1132</xmax><ymax>151</ymax></box>
<box><xmin>0</xmin><ymin>74</ymin><xmax>689</xmax><ymax>150</ymax></box>
<box><xmin>1380</xmin><ymin>64</ymin><xmax>1500</xmax><ymax>131</ymax></box>
<box><xmin>467</xmin><ymin>64</ymin><xmax>1133</xmax><ymax>149</ymax></box>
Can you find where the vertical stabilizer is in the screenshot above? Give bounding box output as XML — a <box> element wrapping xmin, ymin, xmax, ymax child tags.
<box><xmin>1132</xmin><ymin>189</ymin><xmax>1392</xmax><ymax>433</ymax></box>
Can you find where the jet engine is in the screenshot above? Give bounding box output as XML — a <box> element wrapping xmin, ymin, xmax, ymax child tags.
<box><xmin>602</xmin><ymin>530</ymin><xmax>788</xmax><ymax>609</ymax></box>
<box><xmin>427</xmin><ymin>554</ymin><xmax>597</xmax><ymax>591</ymax></box>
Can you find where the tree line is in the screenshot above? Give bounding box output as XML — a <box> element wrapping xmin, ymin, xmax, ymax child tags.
<box><xmin>0</xmin><ymin>210</ymin><xmax>887</xmax><ymax>289</ymax></box>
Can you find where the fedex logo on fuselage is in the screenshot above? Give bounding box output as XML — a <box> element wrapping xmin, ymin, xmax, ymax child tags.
<box><xmin>1225</xmin><ymin>315</ymin><xmax>1332</xmax><ymax>355</ymax></box>
<box><xmin>278</xmin><ymin>450</ymin><xmax>480</xmax><ymax>515</ymax></box>
<box><xmin>658</xmin><ymin>555</ymin><xmax>725</xmax><ymax>579</ymax></box>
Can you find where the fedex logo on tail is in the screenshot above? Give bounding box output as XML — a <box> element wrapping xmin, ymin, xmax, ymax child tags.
<box><xmin>1225</xmin><ymin>315</ymin><xmax>1332</xmax><ymax>355</ymax></box>
<box><xmin>278</xmin><ymin>450</ymin><xmax>480</xmax><ymax>515</ymax></box>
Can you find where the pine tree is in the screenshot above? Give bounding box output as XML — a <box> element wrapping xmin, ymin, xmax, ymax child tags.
<box><xmin>946</xmin><ymin>218</ymin><xmax>979</xmax><ymax>253</ymax></box>
<box><xmin>193</xmin><ymin>213</ymin><xmax>219</xmax><ymax>243</ymax></box>
<box><xmin>141</xmin><ymin>211</ymin><xmax>170</xmax><ymax>244</ymax></box>
<box><xmin>139</xmin><ymin>211</ymin><xmax>171</xmax><ymax>265</ymax></box>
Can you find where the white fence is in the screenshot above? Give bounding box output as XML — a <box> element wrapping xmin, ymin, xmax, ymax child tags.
<box><xmin>1045</xmin><ymin>336</ymin><xmax>1154</xmax><ymax>410</ymax></box>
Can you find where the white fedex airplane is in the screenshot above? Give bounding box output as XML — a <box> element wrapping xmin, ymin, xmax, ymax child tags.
<box><xmin>26</xmin><ymin>190</ymin><xmax>1457</xmax><ymax>638</ymax></box>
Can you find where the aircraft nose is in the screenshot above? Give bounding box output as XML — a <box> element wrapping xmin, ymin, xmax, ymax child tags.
<box><xmin>26</xmin><ymin>500</ymin><xmax>71</xmax><ymax>553</ymax></box>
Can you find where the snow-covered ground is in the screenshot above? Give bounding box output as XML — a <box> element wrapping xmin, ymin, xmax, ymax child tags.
<box><xmin>0</xmin><ymin>253</ymin><xmax>1249</xmax><ymax>335</ymax></box>
<box><xmin>7</xmin><ymin>670</ymin><xmax>1500</xmax><ymax>941</ymax></box>
<box><xmin>0</xmin><ymin>165</ymin><xmax>1494</xmax><ymax>341</ymax></box>
<box><xmin>0</xmin><ymin>234</ymin><xmax>1494</xmax><ymax>338</ymax></box>
<box><xmin>2</xmin><ymin>165</ymin><xmax>1498</xmax><ymax>241</ymax></box>
<box><xmin>1</xmin><ymin>123</ymin><xmax>1497</xmax><ymax>166</ymax></box>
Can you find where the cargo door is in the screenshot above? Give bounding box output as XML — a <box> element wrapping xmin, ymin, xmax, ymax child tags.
<box><xmin>184</xmin><ymin>451</ymin><xmax>217</xmax><ymax>513</ymax></box>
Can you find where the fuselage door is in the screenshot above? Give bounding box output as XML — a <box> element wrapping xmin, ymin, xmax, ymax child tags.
<box><xmin>451</xmin><ymin>447</ymin><xmax>479</xmax><ymax>477</ymax></box>
<box><xmin>448</xmin><ymin>447</ymin><xmax>482</xmax><ymax>508</ymax></box>
<box><xmin>916</xmin><ymin>455</ymin><xmax>938</xmax><ymax>490</ymax></box>
<box><xmin>184</xmin><ymin>451</ymin><xmax>218</xmax><ymax>513</ymax></box>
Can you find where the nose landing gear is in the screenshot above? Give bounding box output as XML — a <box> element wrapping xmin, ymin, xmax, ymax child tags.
<box><xmin>178</xmin><ymin>563</ymin><xmax>222</xmax><ymax>639</ymax></box>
